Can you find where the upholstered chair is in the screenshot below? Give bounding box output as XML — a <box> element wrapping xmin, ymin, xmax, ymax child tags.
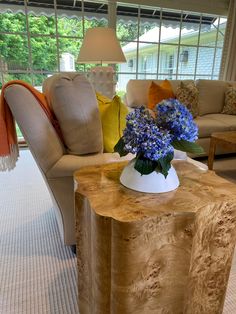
<box><xmin>4</xmin><ymin>73</ymin><xmax>131</xmax><ymax>246</ymax></box>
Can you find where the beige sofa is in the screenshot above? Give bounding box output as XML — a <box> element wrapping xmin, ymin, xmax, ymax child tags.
<box><xmin>125</xmin><ymin>79</ymin><xmax>236</xmax><ymax>156</ymax></box>
<box><xmin>4</xmin><ymin>73</ymin><xmax>131</xmax><ymax>246</ymax></box>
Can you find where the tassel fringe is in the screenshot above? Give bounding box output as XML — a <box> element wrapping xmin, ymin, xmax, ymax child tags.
<box><xmin>0</xmin><ymin>144</ymin><xmax>19</xmax><ymax>171</ymax></box>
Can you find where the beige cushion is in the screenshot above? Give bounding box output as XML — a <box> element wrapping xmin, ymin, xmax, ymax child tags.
<box><xmin>43</xmin><ymin>72</ymin><xmax>103</xmax><ymax>155</ymax></box>
<box><xmin>195</xmin><ymin>115</ymin><xmax>230</xmax><ymax>138</ymax></box>
<box><xmin>46</xmin><ymin>153</ymin><xmax>134</xmax><ymax>178</ymax></box>
<box><xmin>197</xmin><ymin>80</ymin><xmax>230</xmax><ymax>116</ymax></box>
<box><xmin>201</xmin><ymin>113</ymin><xmax>236</xmax><ymax>131</ymax></box>
<box><xmin>125</xmin><ymin>79</ymin><xmax>194</xmax><ymax>108</ymax></box>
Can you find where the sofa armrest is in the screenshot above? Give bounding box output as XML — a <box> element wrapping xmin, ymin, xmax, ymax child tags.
<box><xmin>5</xmin><ymin>85</ymin><xmax>65</xmax><ymax>174</ymax></box>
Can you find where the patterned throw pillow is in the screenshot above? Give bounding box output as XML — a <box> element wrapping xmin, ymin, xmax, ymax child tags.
<box><xmin>175</xmin><ymin>81</ymin><xmax>199</xmax><ymax>118</ymax></box>
<box><xmin>222</xmin><ymin>86</ymin><xmax>236</xmax><ymax>115</ymax></box>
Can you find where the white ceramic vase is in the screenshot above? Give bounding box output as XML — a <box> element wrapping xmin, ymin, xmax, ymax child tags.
<box><xmin>120</xmin><ymin>159</ymin><xmax>179</xmax><ymax>193</ymax></box>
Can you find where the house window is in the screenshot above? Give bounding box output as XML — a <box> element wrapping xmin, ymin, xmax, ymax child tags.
<box><xmin>141</xmin><ymin>54</ymin><xmax>152</xmax><ymax>74</ymax></box>
<box><xmin>117</xmin><ymin>3</ymin><xmax>227</xmax><ymax>90</ymax></box>
<box><xmin>168</xmin><ymin>55</ymin><xmax>175</xmax><ymax>79</ymax></box>
<box><xmin>168</xmin><ymin>55</ymin><xmax>174</xmax><ymax>69</ymax></box>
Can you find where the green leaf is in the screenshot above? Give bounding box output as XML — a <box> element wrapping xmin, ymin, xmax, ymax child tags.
<box><xmin>134</xmin><ymin>156</ymin><xmax>157</xmax><ymax>175</ymax></box>
<box><xmin>172</xmin><ymin>140</ymin><xmax>204</xmax><ymax>154</ymax></box>
<box><xmin>114</xmin><ymin>137</ymin><xmax>128</xmax><ymax>157</ymax></box>
<box><xmin>157</xmin><ymin>152</ymin><xmax>174</xmax><ymax>178</ymax></box>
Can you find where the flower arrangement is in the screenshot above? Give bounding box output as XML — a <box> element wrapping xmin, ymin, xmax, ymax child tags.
<box><xmin>115</xmin><ymin>98</ymin><xmax>203</xmax><ymax>177</ymax></box>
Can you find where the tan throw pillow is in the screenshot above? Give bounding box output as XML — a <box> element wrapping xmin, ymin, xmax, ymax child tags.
<box><xmin>222</xmin><ymin>86</ymin><xmax>236</xmax><ymax>115</ymax></box>
<box><xmin>175</xmin><ymin>81</ymin><xmax>199</xmax><ymax>118</ymax></box>
<box><xmin>43</xmin><ymin>73</ymin><xmax>103</xmax><ymax>155</ymax></box>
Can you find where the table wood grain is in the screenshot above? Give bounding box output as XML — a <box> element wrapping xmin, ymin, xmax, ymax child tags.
<box><xmin>74</xmin><ymin>160</ymin><xmax>236</xmax><ymax>314</ymax></box>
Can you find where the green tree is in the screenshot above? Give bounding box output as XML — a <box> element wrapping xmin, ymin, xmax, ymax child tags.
<box><xmin>0</xmin><ymin>11</ymin><xmax>139</xmax><ymax>85</ymax></box>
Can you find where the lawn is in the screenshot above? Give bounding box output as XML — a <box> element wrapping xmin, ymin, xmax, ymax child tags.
<box><xmin>16</xmin><ymin>124</ymin><xmax>23</xmax><ymax>139</ymax></box>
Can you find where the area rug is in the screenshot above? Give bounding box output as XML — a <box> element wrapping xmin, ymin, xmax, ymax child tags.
<box><xmin>0</xmin><ymin>149</ymin><xmax>78</xmax><ymax>314</ymax></box>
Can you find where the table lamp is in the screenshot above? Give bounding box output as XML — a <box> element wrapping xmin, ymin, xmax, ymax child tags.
<box><xmin>77</xmin><ymin>27</ymin><xmax>126</xmax><ymax>98</ymax></box>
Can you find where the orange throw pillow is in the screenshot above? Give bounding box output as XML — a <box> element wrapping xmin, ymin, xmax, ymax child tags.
<box><xmin>148</xmin><ymin>80</ymin><xmax>174</xmax><ymax>110</ymax></box>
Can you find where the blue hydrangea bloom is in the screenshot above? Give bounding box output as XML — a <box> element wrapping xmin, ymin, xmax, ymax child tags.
<box><xmin>123</xmin><ymin>106</ymin><xmax>174</xmax><ymax>161</ymax></box>
<box><xmin>155</xmin><ymin>99</ymin><xmax>198</xmax><ymax>142</ymax></box>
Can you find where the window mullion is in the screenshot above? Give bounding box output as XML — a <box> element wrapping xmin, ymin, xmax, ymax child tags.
<box><xmin>82</xmin><ymin>0</ymin><xmax>85</xmax><ymax>73</ymax></box>
<box><xmin>175</xmin><ymin>11</ymin><xmax>183</xmax><ymax>79</ymax></box>
<box><xmin>54</xmin><ymin>0</ymin><xmax>60</xmax><ymax>72</ymax></box>
<box><xmin>193</xmin><ymin>14</ymin><xmax>202</xmax><ymax>80</ymax></box>
<box><xmin>156</xmin><ymin>8</ymin><xmax>162</xmax><ymax>79</ymax></box>
<box><xmin>108</xmin><ymin>0</ymin><xmax>116</xmax><ymax>29</ymax></box>
<box><xmin>24</xmin><ymin>0</ymin><xmax>33</xmax><ymax>85</ymax></box>
<box><xmin>136</xmin><ymin>6</ymin><xmax>140</xmax><ymax>79</ymax></box>
<box><xmin>211</xmin><ymin>16</ymin><xmax>220</xmax><ymax>79</ymax></box>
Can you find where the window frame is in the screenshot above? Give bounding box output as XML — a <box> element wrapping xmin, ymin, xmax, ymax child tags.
<box><xmin>116</xmin><ymin>4</ymin><xmax>226</xmax><ymax>89</ymax></box>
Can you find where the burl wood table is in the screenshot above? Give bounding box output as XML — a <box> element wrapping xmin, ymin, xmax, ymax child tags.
<box><xmin>74</xmin><ymin>160</ymin><xmax>236</xmax><ymax>314</ymax></box>
<box><xmin>208</xmin><ymin>131</ymin><xmax>236</xmax><ymax>170</ymax></box>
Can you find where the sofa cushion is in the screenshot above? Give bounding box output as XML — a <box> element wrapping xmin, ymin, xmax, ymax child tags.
<box><xmin>125</xmin><ymin>79</ymin><xmax>193</xmax><ymax>108</ymax></box>
<box><xmin>197</xmin><ymin>80</ymin><xmax>229</xmax><ymax>116</ymax></box>
<box><xmin>195</xmin><ymin>115</ymin><xmax>230</xmax><ymax>138</ymax></box>
<box><xmin>222</xmin><ymin>86</ymin><xmax>236</xmax><ymax>114</ymax></box>
<box><xmin>43</xmin><ymin>73</ymin><xmax>103</xmax><ymax>155</ymax></box>
<box><xmin>175</xmin><ymin>81</ymin><xmax>199</xmax><ymax>118</ymax></box>
<box><xmin>201</xmin><ymin>113</ymin><xmax>236</xmax><ymax>131</ymax></box>
<box><xmin>97</xmin><ymin>92</ymin><xmax>128</xmax><ymax>153</ymax></box>
<box><xmin>148</xmin><ymin>80</ymin><xmax>174</xmax><ymax>110</ymax></box>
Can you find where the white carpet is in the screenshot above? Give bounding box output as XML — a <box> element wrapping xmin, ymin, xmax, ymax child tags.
<box><xmin>0</xmin><ymin>150</ymin><xmax>78</xmax><ymax>314</ymax></box>
<box><xmin>0</xmin><ymin>150</ymin><xmax>236</xmax><ymax>313</ymax></box>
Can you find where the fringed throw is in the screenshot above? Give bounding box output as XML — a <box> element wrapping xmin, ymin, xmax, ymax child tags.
<box><xmin>0</xmin><ymin>80</ymin><xmax>63</xmax><ymax>171</ymax></box>
<box><xmin>0</xmin><ymin>144</ymin><xmax>19</xmax><ymax>171</ymax></box>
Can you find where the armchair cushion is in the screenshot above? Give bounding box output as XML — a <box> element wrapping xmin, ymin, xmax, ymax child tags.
<box><xmin>46</xmin><ymin>152</ymin><xmax>133</xmax><ymax>178</ymax></box>
<box><xmin>43</xmin><ymin>73</ymin><xmax>103</xmax><ymax>155</ymax></box>
<box><xmin>97</xmin><ymin>92</ymin><xmax>128</xmax><ymax>153</ymax></box>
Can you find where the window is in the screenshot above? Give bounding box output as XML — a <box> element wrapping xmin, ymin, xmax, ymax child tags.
<box><xmin>0</xmin><ymin>0</ymin><xmax>108</xmax><ymax>89</ymax></box>
<box><xmin>117</xmin><ymin>3</ymin><xmax>227</xmax><ymax>92</ymax></box>
<box><xmin>0</xmin><ymin>1</ymin><xmax>227</xmax><ymax>102</ymax></box>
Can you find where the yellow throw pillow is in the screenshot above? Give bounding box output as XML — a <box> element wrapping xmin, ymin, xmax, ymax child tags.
<box><xmin>96</xmin><ymin>92</ymin><xmax>128</xmax><ymax>153</ymax></box>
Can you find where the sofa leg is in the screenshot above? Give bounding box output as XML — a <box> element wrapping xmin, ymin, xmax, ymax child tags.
<box><xmin>70</xmin><ymin>245</ymin><xmax>76</xmax><ymax>255</ymax></box>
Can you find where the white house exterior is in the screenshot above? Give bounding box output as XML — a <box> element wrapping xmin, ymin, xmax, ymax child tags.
<box><xmin>59</xmin><ymin>52</ymin><xmax>75</xmax><ymax>72</ymax></box>
<box><xmin>118</xmin><ymin>20</ymin><xmax>226</xmax><ymax>91</ymax></box>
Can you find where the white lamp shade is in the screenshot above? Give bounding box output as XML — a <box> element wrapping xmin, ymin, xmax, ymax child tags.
<box><xmin>77</xmin><ymin>27</ymin><xmax>126</xmax><ymax>64</ymax></box>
